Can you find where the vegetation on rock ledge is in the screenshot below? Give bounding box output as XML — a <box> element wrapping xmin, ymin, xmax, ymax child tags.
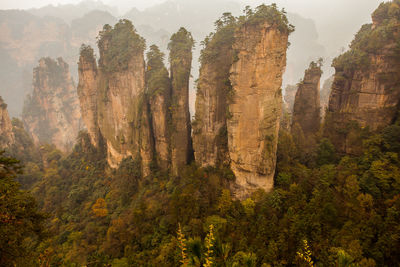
<box><xmin>97</xmin><ymin>19</ymin><xmax>145</xmax><ymax>73</ymax></box>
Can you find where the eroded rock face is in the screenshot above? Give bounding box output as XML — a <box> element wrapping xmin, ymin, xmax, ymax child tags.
<box><xmin>140</xmin><ymin>100</ymin><xmax>154</xmax><ymax>177</ymax></box>
<box><xmin>329</xmin><ymin>54</ymin><xmax>400</xmax><ymax>130</ymax></box>
<box><xmin>169</xmin><ymin>28</ymin><xmax>194</xmax><ymax>175</ymax></box>
<box><xmin>192</xmin><ymin>22</ymin><xmax>234</xmax><ymax>168</ymax></box>
<box><xmin>77</xmin><ymin>46</ymin><xmax>100</xmax><ymax>148</ymax></box>
<box><xmin>78</xmin><ymin>21</ymin><xmax>153</xmax><ymax>172</ymax></box>
<box><xmin>0</xmin><ymin>96</ymin><xmax>15</xmax><ymax>148</ymax></box>
<box><xmin>193</xmin><ymin>6</ymin><xmax>292</xmax><ymax>198</ymax></box>
<box><xmin>22</xmin><ymin>57</ymin><xmax>82</xmax><ymax>152</ymax></box>
<box><xmin>149</xmin><ymin>92</ymin><xmax>170</xmax><ymax>169</ymax></box>
<box><xmin>320</xmin><ymin>76</ymin><xmax>333</xmax><ymax>117</ymax></box>
<box><xmin>228</xmin><ymin>23</ymin><xmax>289</xmax><ymax>198</ymax></box>
<box><xmin>292</xmin><ymin>62</ymin><xmax>322</xmax><ymax>137</ymax></box>
<box><xmin>326</xmin><ymin>3</ymin><xmax>400</xmax><ymax>154</ymax></box>
<box><xmin>146</xmin><ymin>45</ymin><xmax>172</xmax><ymax>170</ymax></box>
<box><xmin>97</xmin><ymin>45</ymin><xmax>147</xmax><ymax>168</ymax></box>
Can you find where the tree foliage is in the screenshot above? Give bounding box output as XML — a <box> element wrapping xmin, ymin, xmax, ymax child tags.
<box><xmin>97</xmin><ymin>19</ymin><xmax>145</xmax><ymax>73</ymax></box>
<box><xmin>0</xmin><ymin>152</ymin><xmax>46</xmax><ymax>266</ymax></box>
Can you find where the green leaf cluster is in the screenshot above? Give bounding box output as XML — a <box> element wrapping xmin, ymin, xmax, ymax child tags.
<box><xmin>146</xmin><ymin>44</ymin><xmax>171</xmax><ymax>96</ymax></box>
<box><xmin>333</xmin><ymin>0</ymin><xmax>400</xmax><ymax>71</ymax></box>
<box><xmin>97</xmin><ymin>19</ymin><xmax>145</xmax><ymax>73</ymax></box>
<box><xmin>239</xmin><ymin>4</ymin><xmax>295</xmax><ymax>34</ymax></box>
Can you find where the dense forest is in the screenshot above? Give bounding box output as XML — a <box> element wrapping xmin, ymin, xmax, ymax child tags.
<box><xmin>1</xmin><ymin>1</ymin><xmax>400</xmax><ymax>267</ymax></box>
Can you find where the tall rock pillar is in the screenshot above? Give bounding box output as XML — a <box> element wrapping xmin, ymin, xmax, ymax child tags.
<box><xmin>168</xmin><ymin>28</ymin><xmax>194</xmax><ymax>176</ymax></box>
<box><xmin>228</xmin><ymin>19</ymin><xmax>290</xmax><ymax>198</ymax></box>
<box><xmin>292</xmin><ymin>62</ymin><xmax>322</xmax><ymax>137</ymax></box>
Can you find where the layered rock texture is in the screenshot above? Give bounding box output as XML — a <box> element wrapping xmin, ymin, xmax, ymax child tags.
<box><xmin>193</xmin><ymin>6</ymin><xmax>293</xmax><ymax>198</ymax></box>
<box><xmin>78</xmin><ymin>20</ymin><xmax>151</xmax><ymax>171</ymax></box>
<box><xmin>193</xmin><ymin>15</ymin><xmax>236</xmax><ymax>168</ymax></box>
<box><xmin>22</xmin><ymin>57</ymin><xmax>82</xmax><ymax>152</ymax></box>
<box><xmin>78</xmin><ymin>7</ymin><xmax>292</xmax><ymax>195</ymax></box>
<box><xmin>78</xmin><ymin>20</ymin><xmax>193</xmax><ymax>175</ymax></box>
<box><xmin>228</xmin><ymin>21</ymin><xmax>289</xmax><ymax>198</ymax></box>
<box><xmin>146</xmin><ymin>45</ymin><xmax>172</xmax><ymax>170</ymax></box>
<box><xmin>96</xmin><ymin>22</ymin><xmax>148</xmax><ymax>169</ymax></box>
<box><xmin>292</xmin><ymin>62</ymin><xmax>322</xmax><ymax>137</ymax></box>
<box><xmin>77</xmin><ymin>46</ymin><xmax>101</xmax><ymax>148</ymax></box>
<box><xmin>169</xmin><ymin>28</ymin><xmax>194</xmax><ymax>175</ymax></box>
<box><xmin>326</xmin><ymin>2</ymin><xmax>400</xmax><ymax>153</ymax></box>
<box><xmin>320</xmin><ymin>76</ymin><xmax>334</xmax><ymax>117</ymax></box>
<box><xmin>0</xmin><ymin>96</ymin><xmax>15</xmax><ymax>148</ymax></box>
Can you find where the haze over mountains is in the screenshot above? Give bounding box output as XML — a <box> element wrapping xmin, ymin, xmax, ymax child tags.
<box><xmin>1</xmin><ymin>1</ymin><xmax>400</xmax><ymax>265</ymax></box>
<box><xmin>0</xmin><ymin>0</ymin><xmax>381</xmax><ymax>117</ymax></box>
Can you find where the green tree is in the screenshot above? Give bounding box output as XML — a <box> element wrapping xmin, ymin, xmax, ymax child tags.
<box><xmin>0</xmin><ymin>152</ymin><xmax>46</xmax><ymax>266</ymax></box>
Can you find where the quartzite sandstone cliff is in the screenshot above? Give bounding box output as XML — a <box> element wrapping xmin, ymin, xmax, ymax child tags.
<box><xmin>0</xmin><ymin>96</ymin><xmax>15</xmax><ymax>148</ymax></box>
<box><xmin>97</xmin><ymin>22</ymin><xmax>149</xmax><ymax>169</ymax></box>
<box><xmin>78</xmin><ymin>21</ymin><xmax>193</xmax><ymax>176</ymax></box>
<box><xmin>79</xmin><ymin>9</ymin><xmax>292</xmax><ymax>196</ymax></box>
<box><xmin>193</xmin><ymin>17</ymin><xmax>235</xmax><ymax>168</ymax></box>
<box><xmin>78</xmin><ymin>20</ymin><xmax>153</xmax><ymax>174</ymax></box>
<box><xmin>22</xmin><ymin>57</ymin><xmax>82</xmax><ymax>152</ymax></box>
<box><xmin>193</xmin><ymin>6</ymin><xmax>292</xmax><ymax>198</ymax></box>
<box><xmin>169</xmin><ymin>28</ymin><xmax>194</xmax><ymax>175</ymax></box>
<box><xmin>77</xmin><ymin>46</ymin><xmax>101</xmax><ymax>148</ymax></box>
<box><xmin>146</xmin><ymin>45</ymin><xmax>172</xmax><ymax>170</ymax></box>
<box><xmin>292</xmin><ymin>62</ymin><xmax>322</xmax><ymax>137</ymax></box>
<box><xmin>326</xmin><ymin>3</ymin><xmax>400</xmax><ymax>153</ymax></box>
<box><xmin>228</xmin><ymin>21</ymin><xmax>289</xmax><ymax>198</ymax></box>
<box><xmin>320</xmin><ymin>76</ymin><xmax>333</xmax><ymax>117</ymax></box>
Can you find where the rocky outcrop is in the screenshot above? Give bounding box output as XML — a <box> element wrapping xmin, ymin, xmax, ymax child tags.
<box><xmin>192</xmin><ymin>6</ymin><xmax>292</xmax><ymax>198</ymax></box>
<box><xmin>292</xmin><ymin>62</ymin><xmax>322</xmax><ymax>137</ymax></box>
<box><xmin>77</xmin><ymin>21</ymin><xmax>196</xmax><ymax>176</ymax></box>
<box><xmin>139</xmin><ymin>100</ymin><xmax>155</xmax><ymax>176</ymax></box>
<box><xmin>146</xmin><ymin>45</ymin><xmax>172</xmax><ymax>170</ymax></box>
<box><xmin>320</xmin><ymin>76</ymin><xmax>333</xmax><ymax>117</ymax></box>
<box><xmin>78</xmin><ymin>20</ymin><xmax>153</xmax><ymax>172</ymax></box>
<box><xmin>326</xmin><ymin>2</ymin><xmax>400</xmax><ymax>153</ymax></box>
<box><xmin>77</xmin><ymin>45</ymin><xmax>101</xmax><ymax>148</ymax></box>
<box><xmin>169</xmin><ymin>28</ymin><xmax>194</xmax><ymax>175</ymax></box>
<box><xmin>22</xmin><ymin>57</ymin><xmax>82</xmax><ymax>152</ymax></box>
<box><xmin>78</xmin><ymin>22</ymin><xmax>197</xmax><ymax>176</ymax></box>
<box><xmin>228</xmin><ymin>20</ymin><xmax>289</xmax><ymax>198</ymax></box>
<box><xmin>193</xmin><ymin>16</ymin><xmax>235</xmax><ymax>168</ymax></box>
<box><xmin>96</xmin><ymin>22</ymin><xmax>148</xmax><ymax>168</ymax></box>
<box><xmin>0</xmin><ymin>96</ymin><xmax>15</xmax><ymax>148</ymax></box>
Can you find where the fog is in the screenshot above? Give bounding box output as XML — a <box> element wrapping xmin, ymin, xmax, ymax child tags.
<box><xmin>0</xmin><ymin>0</ymin><xmax>387</xmax><ymax>117</ymax></box>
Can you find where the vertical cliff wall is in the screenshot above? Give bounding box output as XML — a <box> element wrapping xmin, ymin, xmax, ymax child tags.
<box><xmin>193</xmin><ymin>14</ymin><xmax>236</xmax><ymax>168</ymax></box>
<box><xmin>292</xmin><ymin>62</ymin><xmax>322</xmax><ymax>137</ymax></box>
<box><xmin>77</xmin><ymin>45</ymin><xmax>101</xmax><ymax>148</ymax></box>
<box><xmin>168</xmin><ymin>28</ymin><xmax>194</xmax><ymax>175</ymax></box>
<box><xmin>146</xmin><ymin>45</ymin><xmax>172</xmax><ymax>170</ymax></box>
<box><xmin>320</xmin><ymin>76</ymin><xmax>333</xmax><ymax>117</ymax></box>
<box><xmin>78</xmin><ymin>20</ymin><xmax>155</xmax><ymax>174</ymax></box>
<box><xmin>96</xmin><ymin>21</ymin><xmax>148</xmax><ymax>168</ymax></box>
<box><xmin>22</xmin><ymin>57</ymin><xmax>82</xmax><ymax>152</ymax></box>
<box><xmin>192</xmin><ymin>5</ymin><xmax>292</xmax><ymax>198</ymax></box>
<box><xmin>326</xmin><ymin>2</ymin><xmax>400</xmax><ymax>154</ymax></box>
<box><xmin>0</xmin><ymin>96</ymin><xmax>15</xmax><ymax>148</ymax></box>
<box><xmin>228</xmin><ymin>20</ymin><xmax>289</xmax><ymax>197</ymax></box>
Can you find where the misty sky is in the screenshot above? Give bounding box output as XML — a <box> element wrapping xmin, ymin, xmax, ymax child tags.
<box><xmin>1</xmin><ymin>0</ymin><xmax>384</xmax><ymax>53</ymax></box>
<box><xmin>1</xmin><ymin>0</ymin><xmax>384</xmax><ymax>14</ymax></box>
<box><xmin>1</xmin><ymin>0</ymin><xmax>164</xmax><ymax>10</ymax></box>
